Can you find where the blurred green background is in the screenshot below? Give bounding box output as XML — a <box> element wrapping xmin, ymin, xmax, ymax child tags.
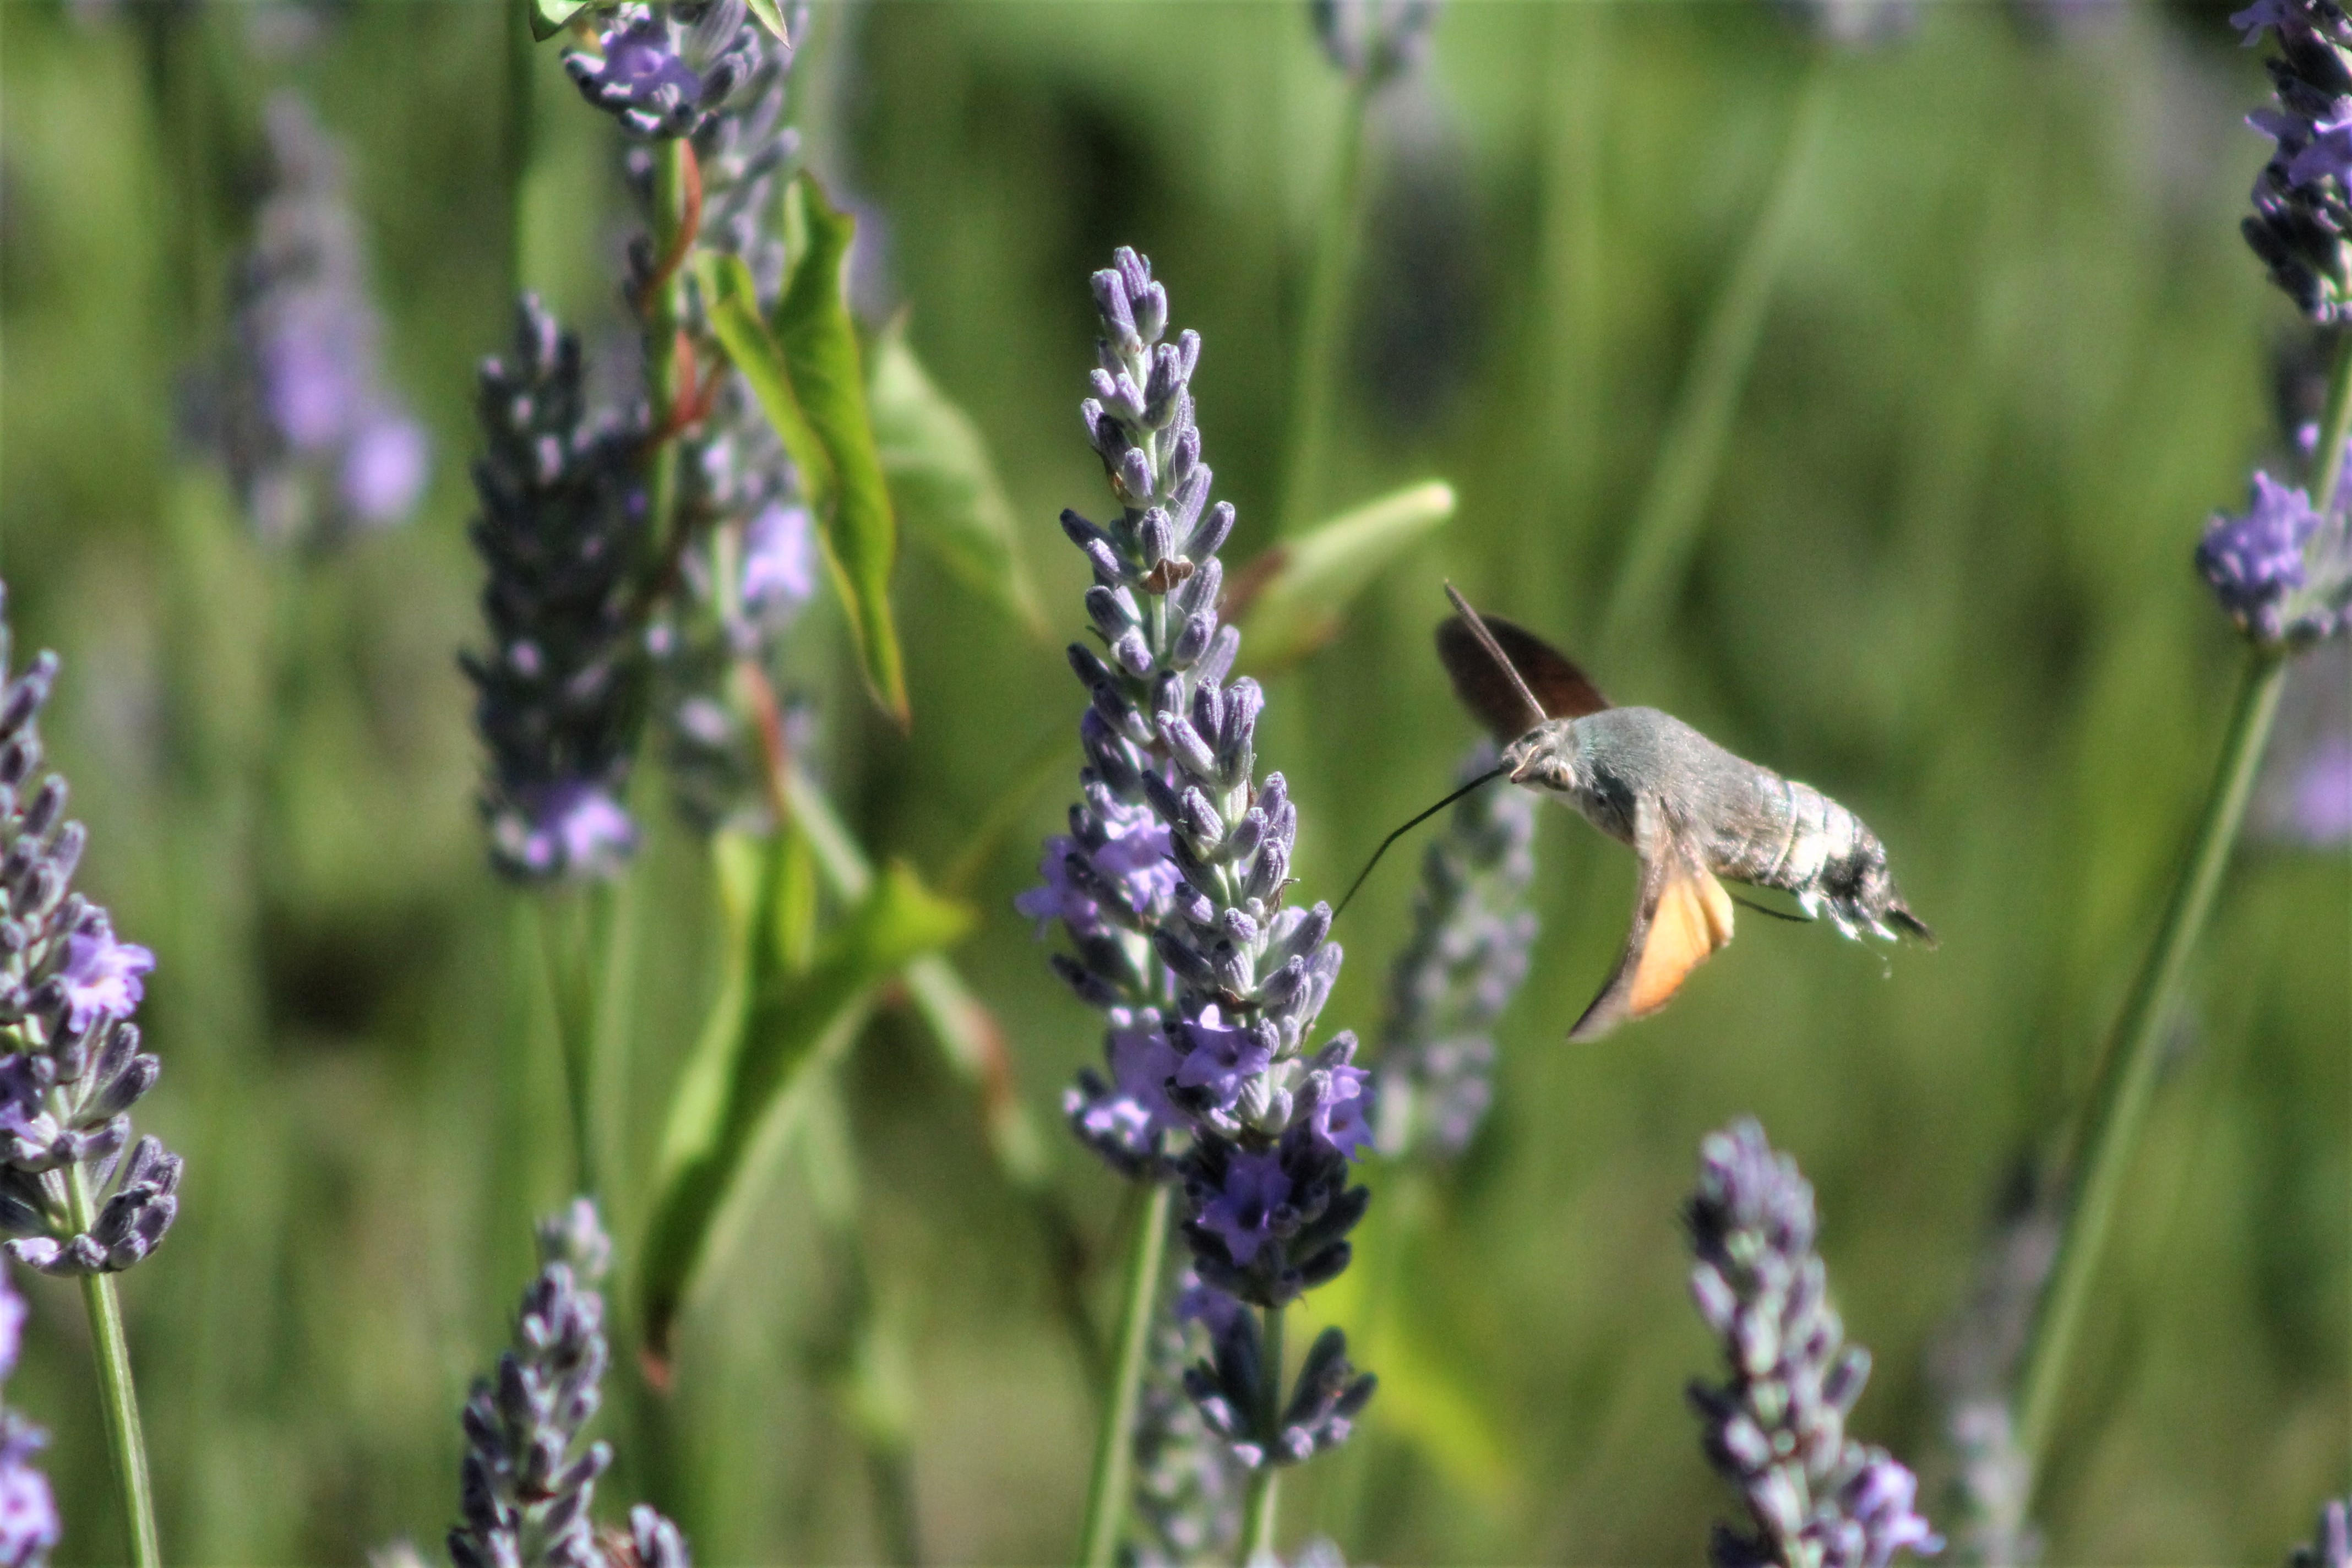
<box><xmin>1</xmin><ymin>0</ymin><xmax>2346</xmax><ymax>1562</ymax></box>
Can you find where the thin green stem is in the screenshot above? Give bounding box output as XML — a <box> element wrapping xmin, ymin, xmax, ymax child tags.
<box><xmin>537</xmin><ymin>895</ymin><xmax>600</xmax><ymax>1198</ymax></box>
<box><xmin>1077</xmin><ymin>1181</ymin><xmax>1173</xmax><ymax>1568</ymax></box>
<box><xmin>67</xmin><ymin>1165</ymin><xmax>160</xmax><ymax>1568</ymax></box>
<box><xmin>1237</xmin><ymin>1304</ymin><xmax>1286</xmax><ymax>1565</ymax></box>
<box><xmin>2011</xmin><ymin>646</ymin><xmax>2287</xmax><ymax>1488</ymax></box>
<box><xmin>645</xmin><ymin>139</ymin><xmax>691</xmax><ymax>560</ymax></box>
<box><xmin>1277</xmin><ymin>79</ymin><xmax>1374</xmax><ymax>537</ymax></box>
<box><xmin>1600</xmin><ymin>57</ymin><xmax>1834</xmax><ymax>649</ymax></box>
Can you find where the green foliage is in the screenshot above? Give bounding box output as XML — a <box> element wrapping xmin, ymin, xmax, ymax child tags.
<box><xmin>525</xmin><ymin>0</ymin><xmax>586</xmax><ymax>44</ymax></box>
<box><xmin>869</xmin><ymin>317</ymin><xmax>1050</xmax><ymax>640</ymax></box>
<box><xmin>642</xmin><ymin>835</ymin><xmax>970</xmax><ymax>1363</ymax></box>
<box><xmin>1233</xmin><ymin>478</ymin><xmax>1456</xmax><ymax>672</ymax></box>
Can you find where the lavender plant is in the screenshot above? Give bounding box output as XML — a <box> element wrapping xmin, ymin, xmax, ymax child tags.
<box><xmin>0</xmin><ymin>584</ymin><xmax>179</xmax><ymax>1567</ymax></box>
<box><xmin>1685</xmin><ymin>1119</ymin><xmax>1941</xmax><ymax>1568</ymax></box>
<box><xmin>1369</xmin><ymin>741</ymin><xmax>1537</xmax><ymax>1163</ymax></box>
<box><xmin>215</xmin><ymin>93</ymin><xmax>431</xmax><ymax>549</ymax></box>
<box><xmin>450</xmin><ymin>1199</ymin><xmax>688</xmax><ymax>1568</ymax></box>
<box><xmin>1024</xmin><ymin>248</ymin><xmax>1374</xmax><ymax>1564</ymax></box>
<box><xmin>2002</xmin><ymin>0</ymin><xmax>2352</xmax><ymax>1523</ymax></box>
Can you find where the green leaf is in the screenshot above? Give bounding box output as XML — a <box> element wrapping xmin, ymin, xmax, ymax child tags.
<box><xmin>774</xmin><ymin>175</ymin><xmax>911</xmax><ymax>727</ymax></box>
<box><xmin>640</xmin><ymin>851</ymin><xmax>969</xmax><ymax>1365</ymax></box>
<box><xmin>743</xmin><ymin>0</ymin><xmax>794</xmax><ymax>43</ymax></box>
<box><xmin>703</xmin><ymin>252</ymin><xmax>837</xmax><ymax>535</ymax></box>
<box><xmin>1232</xmin><ymin>480</ymin><xmax>1457</xmax><ymax>673</ymax></box>
<box><xmin>525</xmin><ymin>0</ymin><xmax>587</xmax><ymax>42</ymax></box>
<box><xmin>867</xmin><ymin>317</ymin><xmax>1049</xmax><ymax>640</ymax></box>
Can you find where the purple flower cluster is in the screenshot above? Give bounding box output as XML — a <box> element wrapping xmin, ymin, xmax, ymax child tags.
<box><xmin>565</xmin><ymin>0</ymin><xmax>774</xmax><ymax>143</ymax></box>
<box><xmin>1026</xmin><ymin>249</ymin><xmax>1370</xmax><ymax>1303</ymax></box>
<box><xmin>462</xmin><ymin>298</ymin><xmax>653</xmax><ymax>883</ymax></box>
<box><xmin>0</xmin><ymin>585</ymin><xmax>180</xmax><ymax>1280</ymax></box>
<box><xmin>2195</xmin><ymin>469</ymin><xmax>2350</xmax><ymax>645</ymax></box>
<box><xmin>1371</xmin><ymin>742</ymin><xmax>1538</xmax><ymax>1161</ymax></box>
<box><xmin>450</xmin><ymin>1200</ymin><xmax>689</xmax><ymax>1568</ymax></box>
<box><xmin>216</xmin><ymin>94</ymin><xmax>429</xmax><ymax>548</ymax></box>
<box><xmin>2239</xmin><ymin>0</ymin><xmax>2352</xmax><ymax>320</ymax></box>
<box><xmin>0</xmin><ymin>1271</ymin><xmax>56</xmax><ymax>1568</ymax></box>
<box><xmin>1686</xmin><ymin>1119</ymin><xmax>1941</xmax><ymax>1568</ymax></box>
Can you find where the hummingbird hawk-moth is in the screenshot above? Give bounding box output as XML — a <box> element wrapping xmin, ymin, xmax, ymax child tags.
<box><xmin>1431</xmin><ymin>585</ymin><xmax>1932</xmax><ymax>1042</ymax></box>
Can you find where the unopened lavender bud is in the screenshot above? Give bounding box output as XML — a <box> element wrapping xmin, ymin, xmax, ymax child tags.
<box><xmin>1133</xmin><ymin>281</ymin><xmax>1169</xmax><ymax>344</ymax></box>
<box><xmin>1091</xmin><ymin>268</ymin><xmax>1139</xmax><ymax>349</ymax></box>
<box><xmin>1118</xmin><ymin>449</ymin><xmax>1155</xmax><ymax>503</ymax></box>
<box><xmin>1179</xmin><ymin>788</ymin><xmax>1227</xmax><ymax>849</ymax></box>
<box><xmin>1110</xmin><ymin>631</ymin><xmax>1153</xmax><ymax>677</ymax></box>
<box><xmin>1225</xmin><ymin>808</ymin><xmax>1266</xmax><ymax>864</ymax></box>
<box><xmin>1140</xmin><ymin>507</ymin><xmax>1175</xmax><ymax>568</ymax></box>
<box><xmin>1086</xmin><ymin>584</ymin><xmax>1139</xmax><ymax>639</ymax></box>
<box><xmin>1245</xmin><ymin>838</ymin><xmax>1291</xmax><ymax>903</ymax></box>
<box><xmin>1164</xmin><ymin>716</ymin><xmax>1220</xmax><ymax>781</ymax></box>
<box><xmin>1171</xmin><ymin>612</ymin><xmax>1215</xmax><ymax>667</ymax></box>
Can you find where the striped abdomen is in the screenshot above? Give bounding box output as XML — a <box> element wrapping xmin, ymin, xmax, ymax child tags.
<box><xmin>1703</xmin><ymin>766</ymin><xmax>1930</xmax><ymax>943</ymax></box>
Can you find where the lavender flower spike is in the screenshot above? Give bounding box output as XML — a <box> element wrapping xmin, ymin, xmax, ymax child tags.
<box><xmin>2238</xmin><ymin>0</ymin><xmax>2352</xmax><ymax>321</ymax></box>
<box><xmin>450</xmin><ymin>1199</ymin><xmax>689</xmax><ymax>1568</ymax></box>
<box><xmin>462</xmin><ymin>297</ymin><xmax>653</xmax><ymax>883</ymax></box>
<box><xmin>565</xmin><ymin>0</ymin><xmax>776</xmax><ymax>143</ymax></box>
<box><xmin>1686</xmin><ymin>1119</ymin><xmax>1941</xmax><ymax>1568</ymax></box>
<box><xmin>0</xmin><ymin>584</ymin><xmax>182</xmax><ymax>1279</ymax></box>
<box><xmin>1371</xmin><ymin>741</ymin><xmax>1537</xmax><ymax>1161</ymax></box>
<box><xmin>216</xmin><ymin>92</ymin><xmax>431</xmax><ymax>548</ymax></box>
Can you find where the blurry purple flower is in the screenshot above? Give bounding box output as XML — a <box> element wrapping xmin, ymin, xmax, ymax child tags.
<box><xmin>1302</xmin><ymin>1055</ymin><xmax>1372</xmax><ymax>1161</ymax></box>
<box><xmin>1197</xmin><ymin>1147</ymin><xmax>1291</xmax><ymax>1267</ymax></box>
<box><xmin>57</xmin><ymin>929</ymin><xmax>154</xmax><ymax>1036</ymax></box>
<box><xmin>2294</xmin><ymin>1499</ymin><xmax>2351</xmax><ymax>1568</ymax></box>
<box><xmin>218</xmin><ymin>93</ymin><xmax>430</xmax><ymax>547</ymax></box>
<box><xmin>2285</xmin><ymin>733</ymin><xmax>2352</xmax><ymax>840</ymax></box>
<box><xmin>1831</xmin><ymin>1456</ymin><xmax>1942</xmax><ymax>1568</ymax></box>
<box><xmin>566</xmin><ymin>0</ymin><xmax>767</xmax><ymax>142</ymax></box>
<box><xmin>2289</xmin><ymin>118</ymin><xmax>2352</xmax><ymax>187</ymax></box>
<box><xmin>0</xmin><ymin>1435</ymin><xmax>53</xmax><ymax>1568</ymax></box>
<box><xmin>0</xmin><ymin>1284</ymin><xmax>21</xmax><ymax>1380</ymax></box>
<box><xmin>340</xmin><ymin>414</ymin><xmax>431</xmax><ymax>524</ymax></box>
<box><xmin>503</xmin><ymin>783</ymin><xmax>638</xmax><ymax>881</ymax></box>
<box><xmin>1174</xmin><ymin>1276</ymin><xmax>1246</xmax><ymax>1338</ymax></box>
<box><xmin>741</xmin><ymin>502</ymin><xmax>815</xmax><ymax>614</ymax></box>
<box><xmin>1015</xmin><ymin>809</ymin><xmax>1177</xmax><ymax>939</ymax></box>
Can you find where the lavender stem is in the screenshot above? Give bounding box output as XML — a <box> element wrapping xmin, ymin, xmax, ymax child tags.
<box><xmin>1079</xmin><ymin>1183</ymin><xmax>1173</xmax><ymax>1568</ymax></box>
<box><xmin>68</xmin><ymin>1162</ymin><xmax>159</xmax><ymax>1568</ymax></box>
<box><xmin>1237</xmin><ymin>1304</ymin><xmax>1285</xmax><ymax>1565</ymax></box>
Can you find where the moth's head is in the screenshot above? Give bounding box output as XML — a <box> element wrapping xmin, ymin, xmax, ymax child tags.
<box><xmin>1502</xmin><ymin>720</ymin><xmax>1581</xmax><ymax>793</ymax></box>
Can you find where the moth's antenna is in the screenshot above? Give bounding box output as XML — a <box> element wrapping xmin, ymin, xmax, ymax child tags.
<box><xmin>1443</xmin><ymin>581</ymin><xmax>1548</xmax><ymax>733</ymax></box>
<box><xmin>1333</xmin><ymin>765</ymin><xmax>1509</xmax><ymax>921</ymax></box>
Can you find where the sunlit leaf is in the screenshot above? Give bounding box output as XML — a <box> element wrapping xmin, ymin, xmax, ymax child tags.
<box><xmin>773</xmin><ymin>175</ymin><xmax>911</xmax><ymax>727</ymax></box>
<box><xmin>703</xmin><ymin>252</ymin><xmax>837</xmax><ymax>551</ymax></box>
<box><xmin>743</xmin><ymin>0</ymin><xmax>793</xmax><ymax>44</ymax></box>
<box><xmin>1233</xmin><ymin>480</ymin><xmax>1456</xmax><ymax>673</ymax></box>
<box><xmin>526</xmin><ymin>0</ymin><xmax>587</xmax><ymax>42</ymax></box>
<box><xmin>640</xmin><ymin>848</ymin><xmax>970</xmax><ymax>1366</ymax></box>
<box><xmin>868</xmin><ymin>315</ymin><xmax>1049</xmax><ymax>640</ymax></box>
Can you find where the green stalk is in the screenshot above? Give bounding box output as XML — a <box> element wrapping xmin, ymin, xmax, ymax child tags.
<box><xmin>67</xmin><ymin>1165</ymin><xmax>160</xmax><ymax>1568</ymax></box>
<box><xmin>2006</xmin><ymin>335</ymin><xmax>2352</xmax><ymax>1489</ymax></box>
<box><xmin>1237</xmin><ymin>1304</ymin><xmax>1286</xmax><ymax>1564</ymax></box>
<box><xmin>537</xmin><ymin>894</ymin><xmax>601</xmax><ymax>1197</ymax></box>
<box><xmin>1277</xmin><ymin>79</ymin><xmax>1374</xmax><ymax>538</ymax></box>
<box><xmin>646</xmin><ymin>139</ymin><xmax>690</xmax><ymax>558</ymax></box>
<box><xmin>1600</xmin><ymin>57</ymin><xmax>1834</xmax><ymax>649</ymax></box>
<box><xmin>1077</xmin><ymin>1182</ymin><xmax>1173</xmax><ymax>1568</ymax></box>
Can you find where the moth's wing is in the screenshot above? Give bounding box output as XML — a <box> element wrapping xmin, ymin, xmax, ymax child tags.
<box><xmin>1568</xmin><ymin>802</ymin><xmax>1736</xmax><ymax>1042</ymax></box>
<box><xmin>1435</xmin><ymin>612</ymin><xmax>1610</xmax><ymax>739</ymax></box>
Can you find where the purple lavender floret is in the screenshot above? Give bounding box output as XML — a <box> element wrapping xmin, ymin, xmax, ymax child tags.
<box><xmin>1371</xmin><ymin>740</ymin><xmax>1537</xmax><ymax>1161</ymax></box>
<box><xmin>1686</xmin><ymin>1119</ymin><xmax>1942</xmax><ymax>1568</ymax></box>
<box><xmin>462</xmin><ymin>297</ymin><xmax>652</xmax><ymax>883</ymax></box>
<box><xmin>0</xmin><ymin>586</ymin><xmax>180</xmax><ymax>1281</ymax></box>
<box><xmin>565</xmin><ymin>0</ymin><xmax>772</xmax><ymax>142</ymax></box>
<box><xmin>2236</xmin><ymin>0</ymin><xmax>2352</xmax><ymax>319</ymax></box>
<box><xmin>449</xmin><ymin>1200</ymin><xmax>690</xmax><ymax>1568</ymax></box>
<box><xmin>214</xmin><ymin>93</ymin><xmax>430</xmax><ymax>547</ymax></box>
<box><xmin>2195</xmin><ymin>470</ymin><xmax>2351</xmax><ymax>644</ymax></box>
<box><xmin>1180</xmin><ymin>1287</ymin><xmax>1375</xmax><ymax>1471</ymax></box>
